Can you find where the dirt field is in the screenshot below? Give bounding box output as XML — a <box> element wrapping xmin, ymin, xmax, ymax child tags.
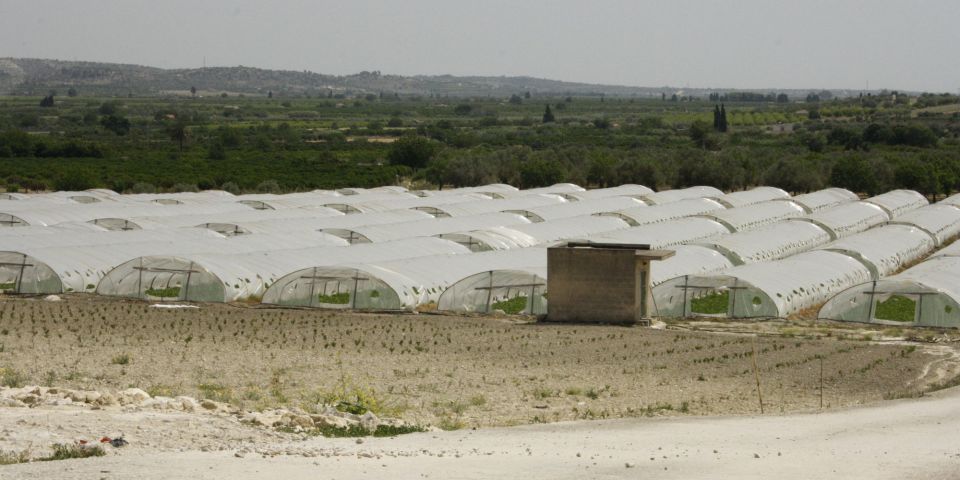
<box><xmin>1</xmin><ymin>295</ymin><xmax>955</xmax><ymax>430</ymax></box>
<box><xmin>5</xmin><ymin>387</ymin><xmax>960</xmax><ymax>480</ymax></box>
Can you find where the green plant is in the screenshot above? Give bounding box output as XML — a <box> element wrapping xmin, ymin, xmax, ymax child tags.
<box><xmin>40</xmin><ymin>443</ymin><xmax>105</xmax><ymax>461</ymax></box>
<box><xmin>196</xmin><ymin>383</ymin><xmax>233</xmax><ymax>403</ymax></box>
<box><xmin>0</xmin><ymin>448</ymin><xmax>31</xmax><ymax>465</ymax></box>
<box><xmin>875</xmin><ymin>295</ymin><xmax>916</xmax><ymax>322</ymax></box>
<box><xmin>278</xmin><ymin>423</ymin><xmax>425</xmax><ymax>438</ymax></box>
<box><xmin>318</xmin><ymin>292</ymin><xmax>350</xmax><ymax>305</ymax></box>
<box><xmin>111</xmin><ymin>353</ymin><xmax>130</xmax><ymax>365</ymax></box>
<box><xmin>691</xmin><ymin>291</ymin><xmax>729</xmax><ymax>315</ymax></box>
<box><xmin>437</xmin><ymin>416</ymin><xmax>465</xmax><ymax>431</ymax></box>
<box><xmin>146</xmin><ymin>384</ymin><xmax>176</xmax><ymax>397</ymax></box>
<box><xmin>491</xmin><ymin>296</ymin><xmax>527</xmax><ymax>314</ymax></box>
<box><xmin>532</xmin><ymin>388</ymin><xmax>556</xmax><ymax>400</ymax></box>
<box><xmin>0</xmin><ymin>367</ymin><xmax>27</xmax><ymax>388</ymax></box>
<box><xmin>145</xmin><ymin>286</ymin><xmax>181</xmax><ymax>298</ymax></box>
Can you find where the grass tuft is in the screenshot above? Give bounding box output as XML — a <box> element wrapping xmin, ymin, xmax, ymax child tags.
<box><xmin>40</xmin><ymin>443</ymin><xmax>106</xmax><ymax>461</ymax></box>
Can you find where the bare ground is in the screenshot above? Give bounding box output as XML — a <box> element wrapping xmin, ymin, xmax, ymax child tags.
<box><xmin>2</xmin><ymin>384</ymin><xmax>960</xmax><ymax>479</ymax></box>
<box><xmin>1</xmin><ymin>295</ymin><xmax>957</xmax><ymax>428</ymax></box>
<box><xmin>2</xmin><ymin>295</ymin><xmax>960</xmax><ymax>478</ymax></box>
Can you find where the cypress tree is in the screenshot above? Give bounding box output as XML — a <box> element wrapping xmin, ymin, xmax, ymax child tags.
<box><xmin>713</xmin><ymin>105</ymin><xmax>721</xmax><ymax>130</ymax></box>
<box><xmin>719</xmin><ymin>104</ymin><xmax>729</xmax><ymax>133</ymax></box>
<box><xmin>542</xmin><ymin>104</ymin><xmax>555</xmax><ymax>123</ymax></box>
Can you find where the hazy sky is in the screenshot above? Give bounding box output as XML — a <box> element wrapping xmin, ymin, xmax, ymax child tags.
<box><xmin>1</xmin><ymin>0</ymin><xmax>958</xmax><ymax>92</ymax></box>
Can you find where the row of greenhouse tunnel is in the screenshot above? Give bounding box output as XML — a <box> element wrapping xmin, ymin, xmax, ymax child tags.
<box><xmin>2</xmin><ymin>182</ymin><xmax>960</xmax><ymax>327</ymax></box>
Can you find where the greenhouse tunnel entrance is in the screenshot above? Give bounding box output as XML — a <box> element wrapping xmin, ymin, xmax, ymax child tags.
<box><xmin>97</xmin><ymin>257</ymin><xmax>226</xmax><ymax>302</ymax></box>
<box><xmin>0</xmin><ymin>252</ymin><xmax>62</xmax><ymax>294</ymax></box>
<box><xmin>320</xmin><ymin>229</ymin><xmax>372</xmax><ymax>245</ymax></box>
<box><xmin>89</xmin><ymin>218</ymin><xmax>142</xmax><ymax>231</ymax></box>
<box><xmin>262</xmin><ymin>267</ymin><xmax>401</xmax><ymax>310</ymax></box>
<box><xmin>819</xmin><ymin>280</ymin><xmax>960</xmax><ymax>328</ymax></box>
<box><xmin>0</xmin><ymin>213</ymin><xmax>29</xmax><ymax>227</ymax></box>
<box><xmin>197</xmin><ymin>223</ymin><xmax>251</xmax><ymax>237</ymax></box>
<box><xmin>664</xmin><ymin>275</ymin><xmax>778</xmax><ymax>319</ymax></box>
<box><xmin>437</xmin><ymin>270</ymin><xmax>547</xmax><ymax>315</ymax></box>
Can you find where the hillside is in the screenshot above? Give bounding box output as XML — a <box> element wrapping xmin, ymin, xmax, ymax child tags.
<box><xmin>0</xmin><ymin>57</ymin><xmax>861</xmax><ymax>98</ymax></box>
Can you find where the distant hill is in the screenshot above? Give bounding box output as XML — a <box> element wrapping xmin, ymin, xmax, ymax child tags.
<box><xmin>0</xmin><ymin>57</ymin><xmax>865</xmax><ymax>98</ymax></box>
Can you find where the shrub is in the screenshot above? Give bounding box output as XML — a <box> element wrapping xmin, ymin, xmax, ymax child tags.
<box><xmin>40</xmin><ymin>444</ymin><xmax>105</xmax><ymax>461</ymax></box>
<box><xmin>110</xmin><ymin>353</ymin><xmax>131</xmax><ymax>365</ymax></box>
<box><xmin>0</xmin><ymin>367</ymin><xmax>27</xmax><ymax>388</ymax></box>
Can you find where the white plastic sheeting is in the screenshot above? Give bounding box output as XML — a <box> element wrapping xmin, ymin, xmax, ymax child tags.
<box><xmin>652</xmin><ymin>245</ymin><xmax>735</xmax><ymax>287</ymax></box>
<box><xmin>939</xmin><ymin>193</ymin><xmax>960</xmax><ymax>209</ymax></box>
<box><xmin>0</xmin><ymin>229</ymin><xmax>229</xmax><ymax>294</ymax></box>
<box><xmin>521</xmin><ymin>183</ymin><xmax>586</xmax><ymax>194</ymax></box>
<box><xmin>264</xmin><ymin>247</ymin><xmax>546</xmax><ymax>310</ymax></box>
<box><xmin>436</xmin><ymin>268</ymin><xmax>548</xmax><ymax>314</ymax></box>
<box><xmin>792</xmin><ymin>202</ymin><xmax>890</xmax><ymax>239</ymax></box>
<box><xmin>699</xmin><ymin>200</ymin><xmax>806</xmax><ymax>232</ymax></box>
<box><xmin>711</xmin><ymin>187</ymin><xmax>790</xmax><ymax>208</ymax></box>
<box><xmin>818</xmin><ymin>255</ymin><xmax>960</xmax><ymax>327</ymax></box>
<box><xmin>1</xmin><ymin>229</ymin><xmax>349</xmax><ymax>295</ymax></box>
<box><xmin>696</xmin><ymin>221</ymin><xmax>833</xmax><ymax>265</ymax></box>
<box><xmin>558</xmin><ymin>184</ymin><xmax>653</xmax><ymax>201</ymax></box>
<box><xmin>413</xmin><ymin>194</ymin><xmax>567</xmax><ymax>217</ymax></box>
<box><xmin>99</xmin><ymin>237</ymin><xmax>471</xmax><ymax>302</ymax></box>
<box><xmin>0</xmin><ymin>201</ymin><xmax>254</xmax><ymax>227</ymax></box>
<box><xmin>639</xmin><ymin>186</ymin><xmax>724</xmax><ymax>205</ymax></box>
<box><xmin>410</xmin><ymin>184</ymin><xmax>519</xmax><ymax>198</ymax></box>
<box><xmin>888</xmin><ymin>203</ymin><xmax>960</xmax><ymax>246</ymax></box>
<box><xmin>862</xmin><ymin>189</ymin><xmax>928</xmax><ymax>218</ymax></box>
<box><xmin>586</xmin><ymin>217</ymin><xmax>731</xmax><ymax>248</ymax></box>
<box><xmin>598</xmin><ymin>198</ymin><xmax>727</xmax><ymax>227</ymax></box>
<box><xmin>818</xmin><ymin>224</ymin><xmax>936</xmax><ymax>278</ymax></box>
<box><xmin>676</xmin><ymin>251</ymin><xmax>874</xmax><ymax>318</ymax></box>
<box><xmin>121</xmin><ymin>205</ymin><xmax>346</xmax><ymax>229</ymax></box>
<box><xmin>650</xmin><ymin>245</ymin><xmax>738</xmax><ymax>317</ymax></box>
<box><xmin>440</xmin><ymin>215</ymin><xmax>630</xmax><ymax>251</ymax></box>
<box><xmin>0</xmin><ymin>227</ymin><xmax>231</xmax><ymax>251</ymax></box>
<box><xmin>931</xmin><ymin>241</ymin><xmax>960</xmax><ymax>259</ymax></box>
<box><xmin>196</xmin><ymin>209</ymin><xmax>434</xmax><ymax>236</ymax></box>
<box><xmin>234</xmin><ymin>190</ymin><xmax>413</xmax><ymax>210</ymax></box>
<box><xmin>786</xmin><ymin>188</ymin><xmax>859</xmax><ymax>213</ymax></box>
<box><xmin>504</xmin><ymin>196</ymin><xmax>644</xmax><ymax>222</ymax></box>
<box><xmin>323</xmin><ymin>192</ymin><xmax>492</xmax><ymax>215</ymax></box>
<box><xmin>321</xmin><ymin>212</ymin><xmax>532</xmax><ymax>244</ymax></box>
<box><xmin>672</xmin><ymin>221</ymin><xmax>939</xmax><ymax>319</ymax></box>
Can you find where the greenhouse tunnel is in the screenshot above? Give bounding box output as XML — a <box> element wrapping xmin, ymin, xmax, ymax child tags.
<box><xmin>97</xmin><ymin>256</ymin><xmax>231</xmax><ymax>302</ymax></box>
<box><xmin>261</xmin><ymin>266</ymin><xmax>406</xmax><ymax>310</ymax></box>
<box><xmin>0</xmin><ymin>251</ymin><xmax>63</xmax><ymax>294</ymax></box>
<box><xmin>436</xmin><ymin>269</ymin><xmax>548</xmax><ymax>315</ymax></box>
<box><xmin>818</xmin><ymin>246</ymin><xmax>960</xmax><ymax>327</ymax></box>
<box><xmin>657</xmin><ymin>250</ymin><xmax>875</xmax><ymax>318</ymax></box>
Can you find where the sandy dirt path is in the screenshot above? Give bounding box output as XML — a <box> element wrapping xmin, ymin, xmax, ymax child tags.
<box><xmin>3</xmin><ymin>386</ymin><xmax>960</xmax><ymax>480</ymax></box>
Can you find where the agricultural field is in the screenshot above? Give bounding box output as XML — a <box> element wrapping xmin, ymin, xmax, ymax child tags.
<box><xmin>0</xmin><ymin>88</ymin><xmax>959</xmax><ymax>198</ymax></box>
<box><xmin>1</xmin><ymin>295</ymin><xmax>956</xmax><ymax>430</ymax></box>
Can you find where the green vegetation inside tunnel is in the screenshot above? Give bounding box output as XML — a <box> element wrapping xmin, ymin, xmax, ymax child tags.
<box><xmin>492</xmin><ymin>296</ymin><xmax>528</xmax><ymax>314</ymax></box>
<box><xmin>691</xmin><ymin>291</ymin><xmax>730</xmax><ymax>315</ymax></box>
<box><xmin>875</xmin><ymin>295</ymin><xmax>917</xmax><ymax>323</ymax></box>
<box><xmin>318</xmin><ymin>292</ymin><xmax>351</xmax><ymax>305</ymax></box>
<box><xmin>145</xmin><ymin>286</ymin><xmax>181</xmax><ymax>298</ymax></box>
